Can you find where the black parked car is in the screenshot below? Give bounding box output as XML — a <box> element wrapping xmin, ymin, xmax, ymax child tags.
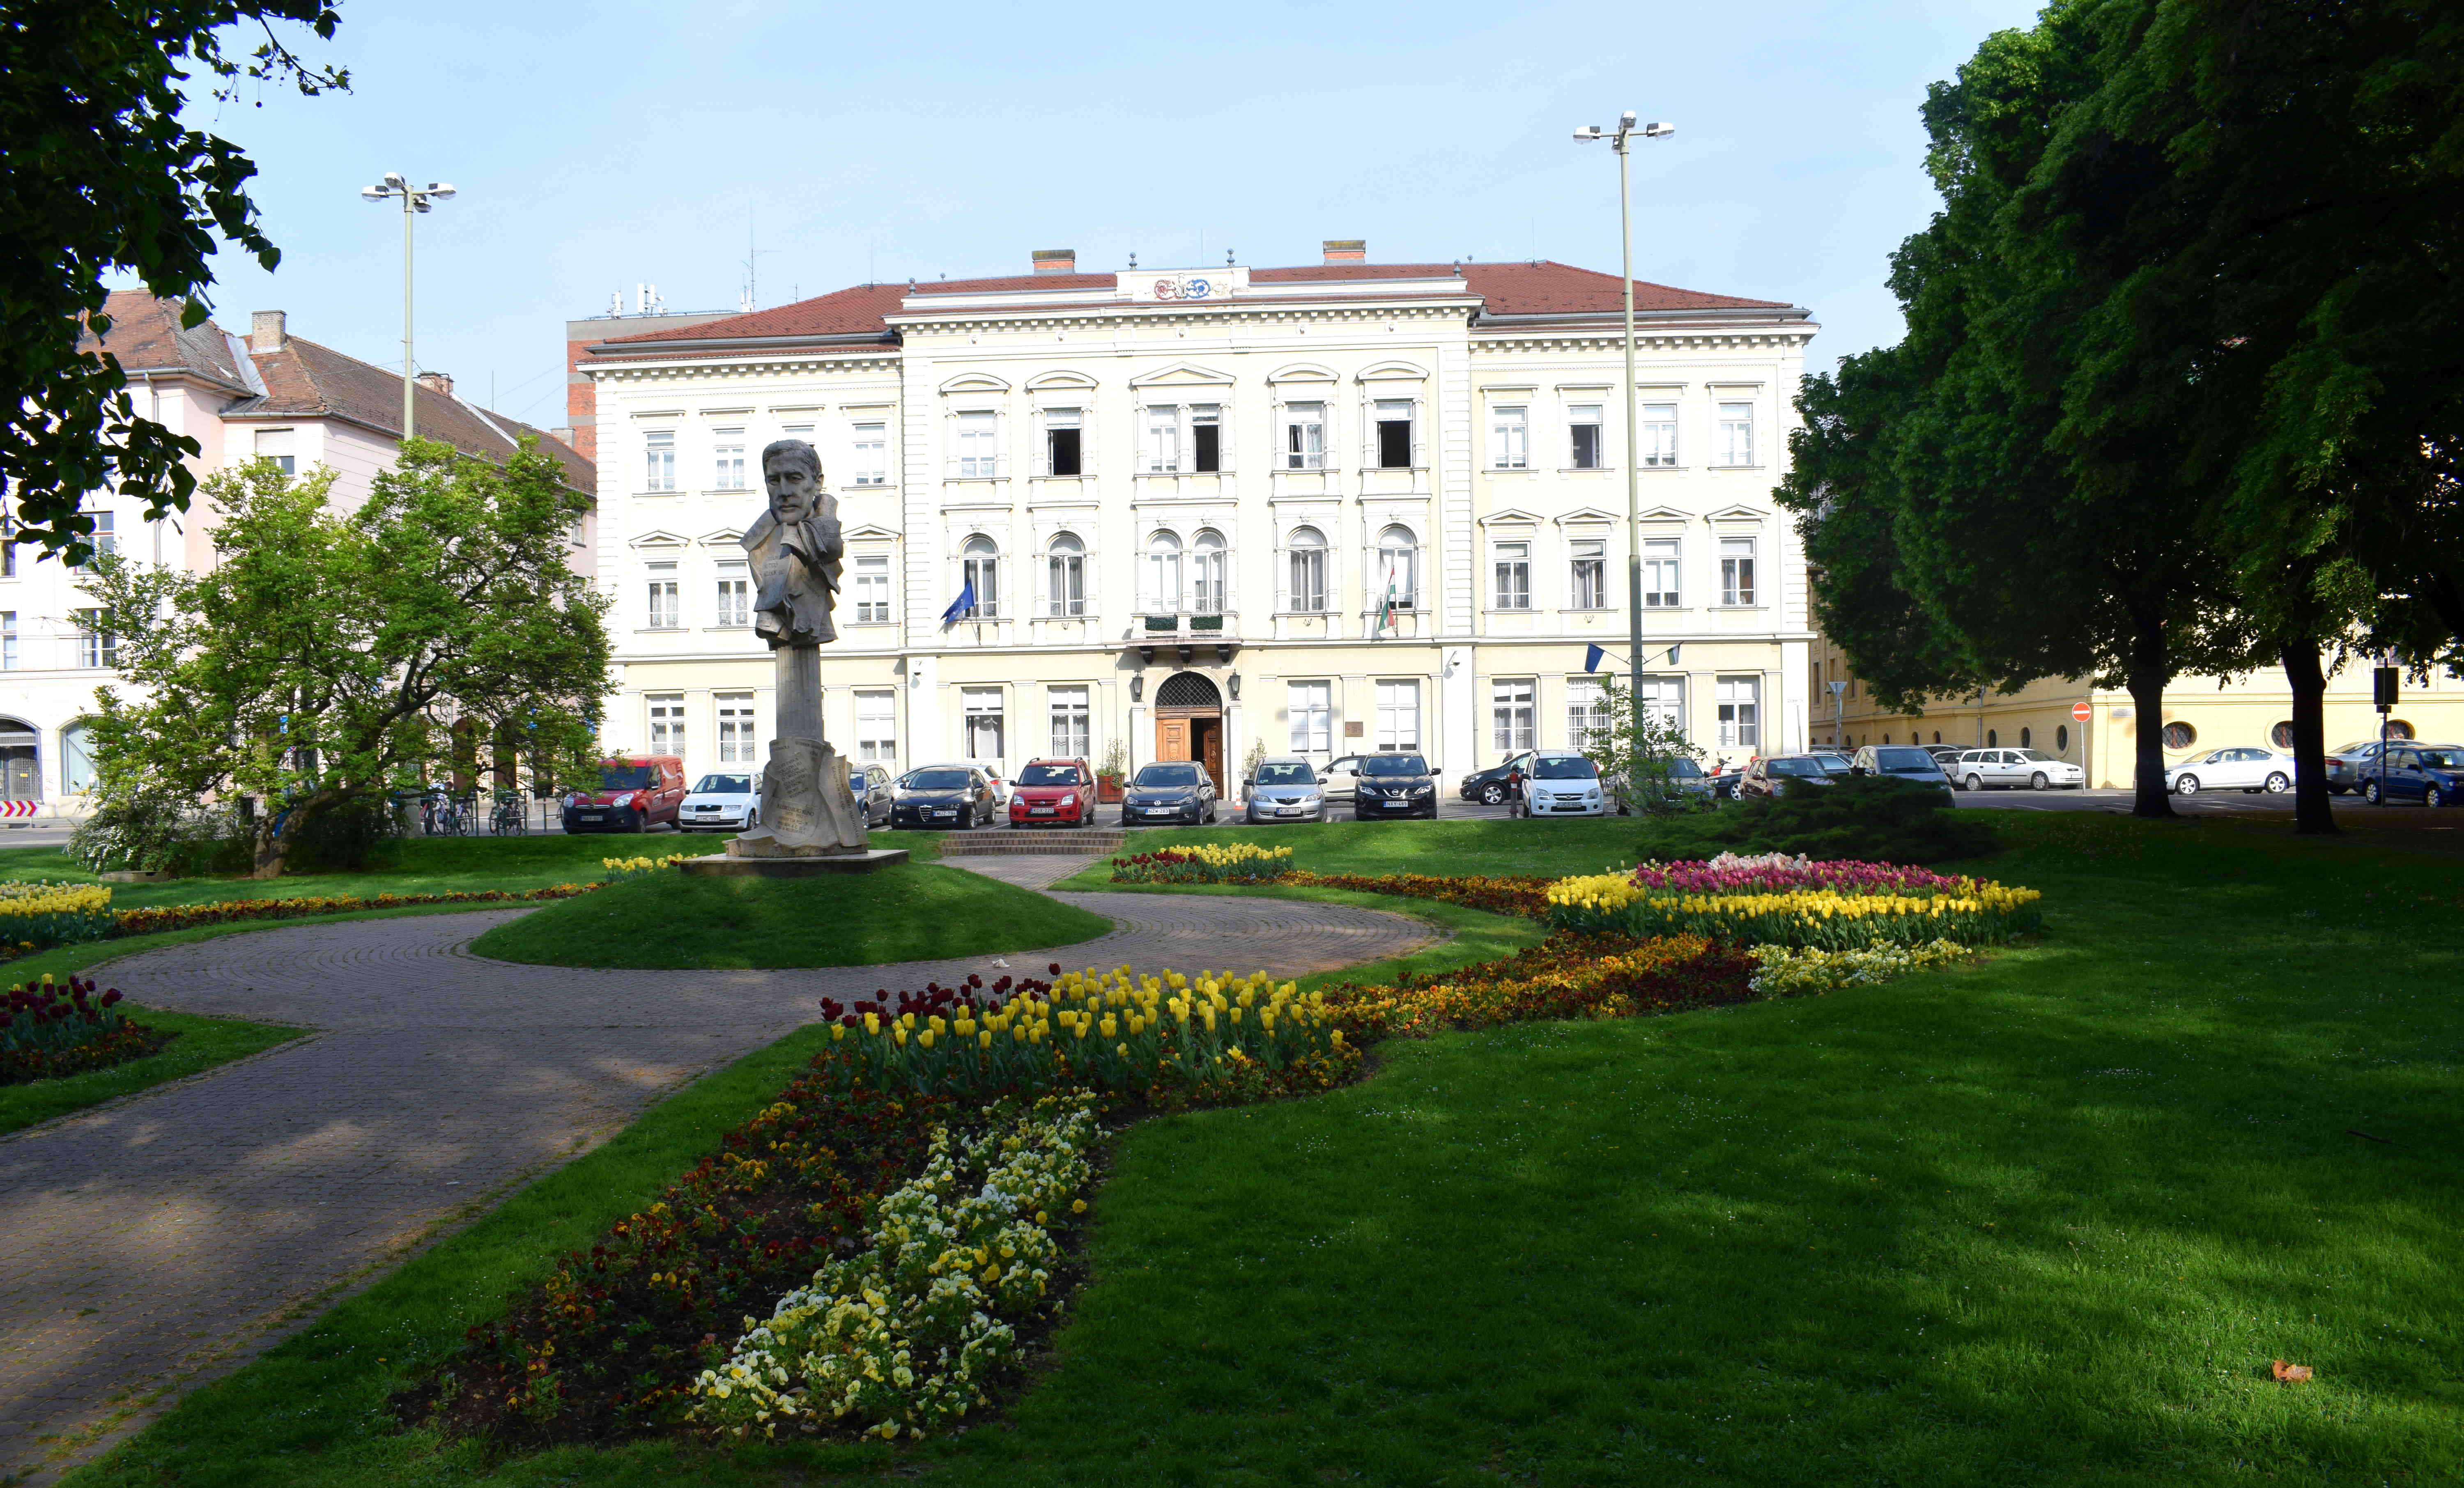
<box><xmin>890</xmin><ymin>763</ymin><xmax>997</xmax><ymax>829</ymax></box>
<box><xmin>1121</xmin><ymin>761</ymin><xmax>1217</xmax><ymax>826</ymax></box>
<box><xmin>1459</xmin><ymin>752</ymin><xmax>1532</xmax><ymax>805</ymax></box>
<box><xmin>1353</xmin><ymin>753</ymin><xmax>1439</xmax><ymax>820</ymax></box>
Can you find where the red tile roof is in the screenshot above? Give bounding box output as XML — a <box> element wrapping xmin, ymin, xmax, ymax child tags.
<box><xmin>80</xmin><ymin>290</ymin><xmax>257</xmax><ymax>390</ymax></box>
<box><xmin>586</xmin><ymin>259</ymin><xmax>1798</xmax><ymax>354</ymax></box>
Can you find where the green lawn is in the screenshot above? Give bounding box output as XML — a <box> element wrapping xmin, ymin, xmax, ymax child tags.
<box><xmin>469</xmin><ymin>860</ymin><xmax>1111</xmax><ymax>969</ymax></box>
<box><xmin>1061</xmin><ymin>816</ymin><xmax>1641</xmax><ymax>888</ymax></box>
<box><xmin>63</xmin><ymin>813</ymin><xmax>2464</xmax><ymax>1486</ymax></box>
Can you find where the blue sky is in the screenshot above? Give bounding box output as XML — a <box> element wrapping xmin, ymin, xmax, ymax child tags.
<box><xmin>162</xmin><ymin>0</ymin><xmax>2043</xmax><ymax>433</ymax></box>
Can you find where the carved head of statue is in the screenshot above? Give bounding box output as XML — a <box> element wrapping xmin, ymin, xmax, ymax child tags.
<box><xmin>762</xmin><ymin>439</ymin><xmax>824</xmax><ymax>524</ymax></box>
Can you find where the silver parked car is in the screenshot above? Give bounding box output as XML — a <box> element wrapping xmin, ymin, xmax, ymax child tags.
<box><xmin>1952</xmin><ymin>748</ymin><xmax>2087</xmax><ymax>791</ymax></box>
<box><xmin>2165</xmin><ymin>746</ymin><xmax>2294</xmax><ymax>795</ymax></box>
<box><xmin>1851</xmin><ymin>744</ymin><xmax>1955</xmax><ymax>796</ymax></box>
<box><xmin>1243</xmin><ymin>757</ymin><xmax>1326</xmax><ymax>824</ymax></box>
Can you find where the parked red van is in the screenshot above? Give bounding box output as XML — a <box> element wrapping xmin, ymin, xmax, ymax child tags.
<box><xmin>563</xmin><ymin>755</ymin><xmax>687</xmax><ymax>833</ymax></box>
<box><xmin>1008</xmin><ymin>758</ymin><xmax>1095</xmax><ymax>828</ymax></box>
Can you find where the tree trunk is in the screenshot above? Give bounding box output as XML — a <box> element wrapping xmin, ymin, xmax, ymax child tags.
<box><xmin>2125</xmin><ymin>602</ymin><xmax>2177</xmax><ymax>819</ymax></box>
<box><xmin>2280</xmin><ymin>638</ymin><xmax>2336</xmax><ymax>835</ymax></box>
<box><xmin>250</xmin><ymin>811</ymin><xmax>292</xmax><ymax>879</ymax></box>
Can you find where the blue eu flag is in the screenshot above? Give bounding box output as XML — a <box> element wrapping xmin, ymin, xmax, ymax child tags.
<box><xmin>1583</xmin><ymin>643</ymin><xmax>1607</xmax><ymax>674</ymax></box>
<box><xmin>940</xmin><ymin>579</ymin><xmax>977</xmax><ymax>625</ymax></box>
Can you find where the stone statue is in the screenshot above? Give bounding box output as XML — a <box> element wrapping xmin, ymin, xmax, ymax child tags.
<box><xmin>726</xmin><ymin>439</ymin><xmax>871</xmax><ymax>858</ymax></box>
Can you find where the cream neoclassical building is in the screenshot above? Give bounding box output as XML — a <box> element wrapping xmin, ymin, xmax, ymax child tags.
<box><xmin>577</xmin><ymin>246</ymin><xmax>1818</xmax><ymax>792</ymax></box>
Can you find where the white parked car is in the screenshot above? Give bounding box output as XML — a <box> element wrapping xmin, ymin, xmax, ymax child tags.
<box><xmin>1320</xmin><ymin>754</ymin><xmax>1365</xmax><ymax>804</ymax></box>
<box><xmin>2165</xmin><ymin>746</ymin><xmax>2295</xmax><ymax>795</ymax></box>
<box><xmin>1951</xmin><ymin>748</ymin><xmax>2087</xmax><ymax>791</ymax></box>
<box><xmin>1512</xmin><ymin>749</ymin><xmax>1610</xmax><ymax>817</ymax></box>
<box><xmin>679</xmin><ymin>772</ymin><xmax>758</xmax><ymax>831</ymax></box>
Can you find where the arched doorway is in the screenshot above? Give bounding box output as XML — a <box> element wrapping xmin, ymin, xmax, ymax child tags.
<box><xmin>1153</xmin><ymin>672</ymin><xmax>1224</xmax><ymax>794</ymax></box>
<box><xmin>0</xmin><ymin>719</ymin><xmax>37</xmax><ymax>804</ymax></box>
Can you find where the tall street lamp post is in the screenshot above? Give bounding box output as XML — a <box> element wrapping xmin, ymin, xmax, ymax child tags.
<box><xmin>359</xmin><ymin>173</ymin><xmax>457</xmax><ymax>441</ymax></box>
<box><xmin>1574</xmin><ymin>114</ymin><xmax>1675</xmax><ymax>782</ymax></box>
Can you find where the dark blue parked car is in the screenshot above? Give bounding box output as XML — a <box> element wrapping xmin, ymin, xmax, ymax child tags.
<box><xmin>2361</xmin><ymin>744</ymin><xmax>2464</xmax><ymax>806</ymax></box>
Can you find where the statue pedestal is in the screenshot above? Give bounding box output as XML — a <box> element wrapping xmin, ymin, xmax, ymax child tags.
<box><xmin>730</xmin><ymin>734</ymin><xmax>869</xmax><ymax>858</ymax></box>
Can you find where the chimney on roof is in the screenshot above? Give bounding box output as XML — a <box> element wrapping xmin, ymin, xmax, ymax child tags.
<box><xmin>1322</xmin><ymin>239</ymin><xmax>1366</xmax><ymax>264</ymax></box>
<box><xmin>416</xmin><ymin>371</ymin><xmax>453</xmax><ymax>396</ymax></box>
<box><xmin>249</xmin><ymin>310</ymin><xmax>286</xmax><ymax>352</ymax></box>
<box><xmin>1031</xmin><ymin>248</ymin><xmax>1076</xmax><ymax>275</ymax></box>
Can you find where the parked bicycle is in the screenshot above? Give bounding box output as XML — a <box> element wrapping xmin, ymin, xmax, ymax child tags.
<box><xmin>421</xmin><ymin>790</ymin><xmax>476</xmax><ymax>836</ymax></box>
<box><xmin>490</xmin><ymin>792</ymin><xmax>526</xmax><ymax>835</ymax></box>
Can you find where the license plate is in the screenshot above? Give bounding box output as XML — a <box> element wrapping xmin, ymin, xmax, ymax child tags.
<box><xmin>933</xmin><ymin>810</ymin><xmax>956</xmax><ymax>818</ymax></box>
<box><xmin>1029</xmin><ymin>807</ymin><xmax>1054</xmax><ymax>815</ymax></box>
<box><xmin>1277</xmin><ymin>805</ymin><xmax>1303</xmax><ymax>815</ymax></box>
<box><xmin>576</xmin><ymin>812</ymin><xmax>604</xmax><ymax>822</ymax></box>
<box><xmin>1145</xmin><ymin>808</ymin><xmax>1175</xmax><ymax>816</ymax></box>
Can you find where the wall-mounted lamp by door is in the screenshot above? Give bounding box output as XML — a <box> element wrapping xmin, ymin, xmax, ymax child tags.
<box><xmin>1130</xmin><ymin>675</ymin><xmax>1144</xmax><ymax>702</ymax></box>
<box><xmin>1228</xmin><ymin>672</ymin><xmax>1241</xmax><ymax>700</ymax></box>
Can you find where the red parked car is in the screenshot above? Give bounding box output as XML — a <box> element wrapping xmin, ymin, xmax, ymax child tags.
<box><xmin>1008</xmin><ymin>758</ymin><xmax>1095</xmax><ymax>828</ymax></box>
<box><xmin>563</xmin><ymin>755</ymin><xmax>687</xmax><ymax>833</ymax></box>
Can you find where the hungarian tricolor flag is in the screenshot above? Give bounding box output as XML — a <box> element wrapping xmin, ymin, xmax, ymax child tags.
<box><xmin>1374</xmin><ymin>561</ymin><xmax>1399</xmax><ymax>638</ymax></box>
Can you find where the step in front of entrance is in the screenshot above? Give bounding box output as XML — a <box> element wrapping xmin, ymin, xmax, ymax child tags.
<box><xmin>936</xmin><ymin>830</ymin><xmax>1128</xmax><ymax>857</ymax></box>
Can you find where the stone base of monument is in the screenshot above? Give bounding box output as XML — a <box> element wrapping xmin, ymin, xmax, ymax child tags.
<box><xmin>680</xmin><ymin>847</ymin><xmax>908</xmax><ymax>877</ymax></box>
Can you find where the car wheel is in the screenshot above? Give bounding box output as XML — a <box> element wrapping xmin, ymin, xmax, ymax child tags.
<box><xmin>2174</xmin><ymin>775</ymin><xmax>2200</xmax><ymax>796</ymax></box>
<box><xmin>2427</xmin><ymin>782</ymin><xmax>2447</xmax><ymax>808</ymax></box>
<box><xmin>2363</xmin><ymin>779</ymin><xmax>2383</xmax><ymax>805</ymax></box>
<box><xmin>629</xmin><ymin>808</ymin><xmax>647</xmax><ymax>833</ymax></box>
<box><xmin>1963</xmin><ymin>774</ymin><xmax>1984</xmax><ymax>792</ymax></box>
<box><xmin>2030</xmin><ymin>772</ymin><xmax>2049</xmax><ymax>790</ymax></box>
<box><xmin>956</xmin><ymin>806</ymin><xmax>972</xmax><ymax>830</ymax></box>
<box><xmin>1479</xmin><ymin>782</ymin><xmax>1506</xmax><ymax>806</ymax></box>
<box><xmin>2263</xmin><ymin>772</ymin><xmax>2291</xmax><ymax>793</ymax></box>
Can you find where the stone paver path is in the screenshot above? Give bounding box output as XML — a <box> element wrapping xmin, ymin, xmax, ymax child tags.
<box><xmin>0</xmin><ymin>872</ymin><xmax>1432</xmax><ymax>1483</ymax></box>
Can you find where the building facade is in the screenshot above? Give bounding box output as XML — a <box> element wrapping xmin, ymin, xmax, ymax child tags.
<box><xmin>0</xmin><ymin>293</ymin><xmax>593</xmax><ymax>817</ymax></box>
<box><xmin>580</xmin><ymin>248</ymin><xmax>1818</xmax><ymax>793</ymax></box>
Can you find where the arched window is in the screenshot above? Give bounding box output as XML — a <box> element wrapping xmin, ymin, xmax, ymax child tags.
<box><xmin>1931</xmin><ymin>730</ymin><xmax>1941</xmax><ymax>744</ymax></box>
<box><xmin>0</xmin><ymin>719</ymin><xmax>40</xmax><ymax>802</ymax></box>
<box><xmin>2019</xmin><ymin>726</ymin><xmax>2032</xmax><ymax>749</ymax></box>
<box><xmin>1375</xmin><ymin>525</ymin><xmax>1418</xmax><ymax>610</ymax></box>
<box><xmin>1145</xmin><ymin>531</ymin><xmax>1182</xmax><ymax>613</ymax></box>
<box><xmin>2269</xmin><ymin>720</ymin><xmax>2295</xmax><ymax>750</ymax></box>
<box><xmin>1882</xmin><ymin>733</ymin><xmax>1892</xmax><ymax>745</ymax></box>
<box><xmin>2387</xmin><ymin>719</ymin><xmax>2414</xmax><ymax>741</ymax></box>
<box><xmin>960</xmin><ymin>536</ymin><xmax>1000</xmax><ymax>619</ymax></box>
<box><xmin>62</xmin><ymin>721</ymin><xmax>96</xmax><ymax>794</ymax></box>
<box><xmin>2162</xmin><ymin>721</ymin><xmax>2195</xmax><ymax>750</ymax></box>
<box><xmin>2056</xmin><ymin>724</ymin><xmax>2070</xmax><ymax>753</ymax></box>
<box><xmin>1287</xmin><ymin>526</ymin><xmax>1328</xmax><ymax>613</ymax></box>
<box><xmin>1987</xmin><ymin>728</ymin><xmax>1998</xmax><ymax>747</ymax></box>
<box><xmin>1191</xmin><ymin>529</ymin><xmax>1227</xmax><ymax>614</ymax></box>
<box><xmin>1046</xmin><ymin>533</ymin><xmax>1085</xmax><ymax>617</ymax></box>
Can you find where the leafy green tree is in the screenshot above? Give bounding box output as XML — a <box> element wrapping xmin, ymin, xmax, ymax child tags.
<box><xmin>79</xmin><ymin>439</ymin><xmax>611</xmax><ymax>877</ymax></box>
<box><xmin>1</xmin><ymin>1</ymin><xmax>345</xmax><ymax>560</ymax></box>
<box><xmin>1577</xmin><ymin>677</ymin><xmax>1708</xmax><ymax>817</ymax></box>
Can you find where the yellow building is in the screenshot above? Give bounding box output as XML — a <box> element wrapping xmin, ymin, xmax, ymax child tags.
<box><xmin>1809</xmin><ymin>637</ymin><xmax>2464</xmax><ymax>787</ymax></box>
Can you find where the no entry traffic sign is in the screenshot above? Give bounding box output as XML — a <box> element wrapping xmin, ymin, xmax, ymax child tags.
<box><xmin>2071</xmin><ymin>701</ymin><xmax>2093</xmax><ymax>722</ymax></box>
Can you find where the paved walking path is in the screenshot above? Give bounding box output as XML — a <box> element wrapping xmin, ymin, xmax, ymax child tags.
<box><xmin>0</xmin><ymin>866</ymin><xmax>1432</xmax><ymax>1484</ymax></box>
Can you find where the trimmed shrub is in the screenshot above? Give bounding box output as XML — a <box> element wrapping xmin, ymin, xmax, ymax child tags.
<box><xmin>1632</xmin><ymin>775</ymin><xmax>1998</xmax><ymax>865</ymax></box>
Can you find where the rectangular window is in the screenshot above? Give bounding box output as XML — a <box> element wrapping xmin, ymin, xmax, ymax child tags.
<box><xmin>645</xmin><ymin>429</ymin><xmax>676</xmax><ymax>491</ymax></box>
<box><xmin>1568</xmin><ymin>677</ymin><xmax>1608</xmax><ymax>747</ymax></box>
<box><xmin>1191</xmin><ymin>405</ymin><xmax>1222</xmax><ymax>473</ymax></box>
<box><xmin>1570</xmin><ymin>538</ymin><xmax>1607</xmax><ymax>609</ymax></box>
<box><xmin>713</xmin><ymin>428</ymin><xmax>747</xmax><ymax>491</ymax></box>
<box><xmin>1283</xmin><ymin>403</ymin><xmax>1325</xmax><ymax>470</ymax></box>
<box><xmin>955</xmin><ymin>411</ymin><xmax>998</xmax><ymax>478</ymax></box>
<box><xmin>1375</xmin><ymin>399</ymin><xmax>1414</xmax><ymax>468</ymax></box>
<box><xmin>254</xmin><ymin>427</ymin><xmax>296</xmax><ymax>475</ymax></box>
<box><xmin>91</xmin><ymin>511</ymin><xmax>115</xmax><ymax>560</ymax></box>
<box><xmin>1718</xmin><ymin>402</ymin><xmax>1755</xmax><ymax>466</ymax></box>
<box><xmin>646</xmin><ymin>560</ymin><xmax>680</xmax><ymax>629</ymax></box>
<box><xmin>1639</xmin><ymin>675</ymin><xmax>1685</xmax><ymax>733</ymax></box>
<box><xmin>1045</xmin><ymin>409</ymin><xmax>1083</xmax><ymax>476</ymax></box>
<box><xmin>646</xmin><ymin>693</ymin><xmax>685</xmax><ymax>756</ymax></box>
<box><xmin>715</xmin><ymin>561</ymin><xmax>749</xmax><ymax>627</ymax></box>
<box><xmin>854</xmin><ymin>553</ymin><xmax>891</xmax><ymax>623</ymax></box>
<box><xmin>1492</xmin><ymin>541</ymin><xmax>1531</xmax><ymax>610</ymax></box>
<box><xmin>1644</xmin><ymin>537</ymin><xmax>1681</xmax><ymax>607</ymax></box>
<box><xmin>1490</xmin><ymin>405</ymin><xmax>1529</xmax><ymax>469</ymax></box>
<box><xmin>1720</xmin><ymin>537</ymin><xmax>1757</xmax><ymax>606</ymax></box>
<box><xmin>716</xmin><ymin>692</ymin><xmax>756</xmax><ymax>763</ymax></box>
<box><xmin>1048</xmin><ymin>685</ymin><xmax>1090</xmax><ymax>759</ymax></box>
<box><xmin>1717</xmin><ymin>676</ymin><xmax>1760</xmax><ymax>749</ymax></box>
<box><xmin>1492</xmin><ymin>678</ymin><xmax>1535</xmax><ymax>752</ymax></box>
<box><xmin>961</xmin><ymin>687</ymin><xmax>1004</xmax><ymax>763</ymax></box>
<box><xmin>855</xmin><ymin>689</ymin><xmax>896</xmax><ymax>763</ymax></box>
<box><xmin>0</xmin><ymin>612</ymin><xmax>15</xmax><ymax>671</ymax></box>
<box><xmin>2</xmin><ymin>536</ymin><xmax>13</xmax><ymax>579</ymax></box>
<box><xmin>1568</xmin><ymin>404</ymin><xmax>1603</xmax><ymax>469</ymax></box>
<box><xmin>1375</xmin><ymin>679</ymin><xmax>1421</xmax><ymax>752</ymax></box>
<box><xmin>1288</xmin><ymin>680</ymin><xmax>1332</xmax><ymax>753</ymax></box>
<box><xmin>1144</xmin><ymin>406</ymin><xmax>1180</xmax><ymax>473</ymax></box>
<box><xmin>852</xmin><ymin>422</ymin><xmax>887</xmax><ymax>485</ymax></box>
<box><xmin>1641</xmin><ymin>403</ymin><xmax>1677</xmax><ymax>468</ymax></box>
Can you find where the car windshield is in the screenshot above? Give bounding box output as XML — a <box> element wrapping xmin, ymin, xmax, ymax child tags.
<box><xmin>1361</xmin><ymin>754</ymin><xmax>1430</xmax><ymax>778</ymax></box>
<box><xmin>1256</xmin><ymin>762</ymin><xmax>1316</xmax><ymax>785</ymax></box>
<box><xmin>692</xmin><ymin>774</ymin><xmax>752</xmax><ymax>794</ymax></box>
<box><xmin>1136</xmin><ymin>764</ymin><xmax>1201</xmax><ymax>787</ymax></box>
<box><xmin>906</xmin><ymin>769</ymin><xmax>971</xmax><ymax>790</ymax></box>
<box><xmin>2418</xmin><ymin>749</ymin><xmax>2464</xmax><ymax>769</ymax></box>
<box><xmin>2017</xmin><ymin>749</ymin><xmax>2059</xmax><ymax>762</ymax></box>
<box><xmin>1770</xmin><ymin>758</ymin><xmax>1822</xmax><ymax>776</ymax></box>
<box><xmin>1815</xmin><ymin>754</ymin><xmax>1853</xmax><ymax>772</ymax></box>
<box><xmin>599</xmin><ymin>765</ymin><xmax>657</xmax><ymax>790</ymax></box>
<box><xmin>1668</xmin><ymin>758</ymin><xmax>1703</xmax><ymax>777</ymax></box>
<box><xmin>1875</xmin><ymin>748</ymin><xmax>1936</xmax><ymax>770</ymax></box>
<box><xmin>1018</xmin><ymin>764</ymin><xmax>1082</xmax><ymax>785</ymax></box>
<box><xmin>1534</xmin><ymin>756</ymin><xmax>1596</xmax><ymax>780</ymax></box>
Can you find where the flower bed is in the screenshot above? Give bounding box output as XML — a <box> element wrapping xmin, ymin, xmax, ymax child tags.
<box><xmin>1630</xmin><ymin>851</ymin><xmax>1971</xmax><ymax>897</ymax></box>
<box><xmin>817</xmin><ymin>962</ymin><xmax>1356</xmax><ymax>1105</ymax></box>
<box><xmin>602</xmin><ymin>854</ymin><xmax>689</xmax><ymax>881</ymax></box>
<box><xmin>111</xmin><ymin>883</ymin><xmax>597</xmax><ymax>938</ymax></box>
<box><xmin>1107</xmin><ymin>843</ymin><xmax>1292</xmax><ymax>884</ymax></box>
<box><xmin>1320</xmin><ymin>932</ymin><xmax>1758</xmax><ymax>1038</ymax></box>
<box><xmin>1558</xmin><ymin>885</ymin><xmax>2041</xmax><ymax>949</ymax></box>
<box><xmin>0</xmin><ymin>882</ymin><xmax>118</xmax><ymax>951</ymax></box>
<box><xmin>1747</xmin><ymin>940</ymin><xmax>1973</xmax><ymax>997</ymax></box>
<box><xmin>693</xmin><ymin>1092</ymin><xmax>1099</xmax><ymax>1442</ymax></box>
<box><xmin>2</xmin><ymin>974</ymin><xmax>154</xmax><ymax>1084</ymax></box>
<box><xmin>1273</xmin><ymin>869</ymin><xmax>1553</xmax><ymax>919</ymax></box>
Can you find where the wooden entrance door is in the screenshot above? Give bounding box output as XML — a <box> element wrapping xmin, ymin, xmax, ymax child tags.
<box><xmin>1191</xmin><ymin>717</ymin><xmax>1224</xmax><ymax>795</ymax></box>
<box><xmin>1156</xmin><ymin>717</ymin><xmax>1190</xmax><ymax>762</ymax></box>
